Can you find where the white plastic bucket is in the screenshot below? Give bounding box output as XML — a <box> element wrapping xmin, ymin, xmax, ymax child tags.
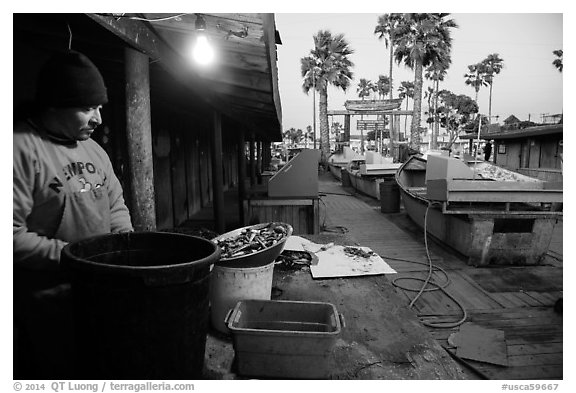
<box><xmin>209</xmin><ymin>261</ymin><xmax>275</xmax><ymax>333</ymax></box>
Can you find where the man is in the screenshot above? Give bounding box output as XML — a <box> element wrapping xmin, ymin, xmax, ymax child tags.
<box><xmin>484</xmin><ymin>141</ymin><xmax>493</xmax><ymax>161</ymax></box>
<box><xmin>13</xmin><ymin>50</ymin><xmax>133</xmax><ymax>378</ymax></box>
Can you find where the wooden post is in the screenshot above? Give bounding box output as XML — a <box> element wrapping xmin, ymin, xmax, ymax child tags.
<box><xmin>262</xmin><ymin>141</ymin><xmax>271</xmax><ymax>171</ymax></box>
<box><xmin>211</xmin><ymin>111</ymin><xmax>225</xmax><ymax>234</ymax></box>
<box><xmin>257</xmin><ymin>140</ymin><xmax>263</xmax><ymax>184</ymax></box>
<box><xmin>344</xmin><ymin>115</ymin><xmax>351</xmax><ymax>143</ymax></box>
<box><xmin>249</xmin><ymin>132</ymin><xmax>256</xmax><ymax>187</ymax></box>
<box><xmin>124</xmin><ymin>47</ymin><xmax>156</xmax><ymax>231</ymax></box>
<box><xmin>237</xmin><ymin>129</ymin><xmax>247</xmax><ymax>225</ymax></box>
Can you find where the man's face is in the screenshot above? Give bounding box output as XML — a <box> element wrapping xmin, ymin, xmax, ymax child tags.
<box><xmin>50</xmin><ymin>105</ymin><xmax>103</xmax><ymax>141</ymax></box>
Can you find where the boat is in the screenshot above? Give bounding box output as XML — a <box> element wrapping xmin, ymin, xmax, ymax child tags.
<box><xmin>327</xmin><ymin>161</ymin><xmax>345</xmax><ymax>180</ymax></box>
<box><xmin>345</xmin><ymin>154</ymin><xmax>401</xmax><ymax>200</ymax></box>
<box><xmin>344</xmin><ymin>98</ymin><xmax>403</xmax><ymax>112</ymax></box>
<box><xmin>396</xmin><ymin>153</ymin><xmax>562</xmax><ymax>266</ymax></box>
<box><xmin>327</xmin><ymin>146</ymin><xmax>363</xmax><ymax>181</ymax></box>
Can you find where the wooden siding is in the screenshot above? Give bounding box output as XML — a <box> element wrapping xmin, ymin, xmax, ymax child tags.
<box><xmin>540</xmin><ymin>138</ymin><xmax>560</xmax><ymax>169</ymax></box>
<box><xmin>171</xmin><ymin>127</ymin><xmax>189</xmax><ymax>227</ymax></box>
<box><xmin>495</xmin><ymin>135</ymin><xmax>562</xmax><ymax>175</ymax></box>
<box><xmin>246</xmin><ymin>199</ymin><xmax>320</xmax><ymax>235</ymax></box>
<box><xmin>529</xmin><ymin>139</ymin><xmax>541</xmax><ymax>168</ymax></box>
<box><xmin>185</xmin><ymin>133</ymin><xmax>202</xmax><ymax>217</ymax></box>
<box><xmin>153</xmin><ymin>129</ymin><xmax>174</xmax><ymax>230</ymax></box>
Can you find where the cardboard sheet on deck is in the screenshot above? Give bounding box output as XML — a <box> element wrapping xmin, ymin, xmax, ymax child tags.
<box><xmin>284</xmin><ymin>236</ymin><xmax>396</xmax><ymax>278</ymax></box>
<box><xmin>448</xmin><ymin>322</ymin><xmax>508</xmax><ymax>366</ymax></box>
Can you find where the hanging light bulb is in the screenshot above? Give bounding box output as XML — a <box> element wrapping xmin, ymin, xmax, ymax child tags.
<box><xmin>192</xmin><ymin>35</ymin><xmax>214</xmax><ymax>65</ymax></box>
<box><xmin>189</xmin><ymin>14</ymin><xmax>214</xmax><ymax>66</ymax></box>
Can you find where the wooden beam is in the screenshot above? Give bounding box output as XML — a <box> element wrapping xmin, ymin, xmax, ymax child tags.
<box><xmin>150</xmin><ymin>13</ymin><xmax>266</xmax><ymax>49</ymax></box>
<box><xmin>211</xmin><ymin>111</ymin><xmax>225</xmax><ymax>233</ymax></box>
<box><xmin>226</xmin><ymin>101</ymin><xmax>276</xmax><ymax>114</ymax></box>
<box><xmin>210</xmin><ymin>83</ymin><xmax>275</xmax><ymax>105</ymax></box>
<box><xmin>196</xmin><ymin>67</ymin><xmax>272</xmax><ymax>93</ymax></box>
<box><xmin>328</xmin><ymin>110</ymin><xmax>414</xmax><ymax>116</ymax></box>
<box><xmin>249</xmin><ymin>199</ymin><xmax>314</xmax><ymax>206</ymax></box>
<box><xmin>124</xmin><ymin>47</ymin><xmax>156</xmax><ymax>231</ymax></box>
<box><xmin>261</xmin><ymin>13</ymin><xmax>283</xmax><ymax>135</ymax></box>
<box><xmin>153</xmin><ymin>28</ymin><xmax>270</xmax><ymax>73</ymax></box>
<box><xmin>145</xmin><ymin>13</ymin><xmax>263</xmax><ymax>26</ymax></box>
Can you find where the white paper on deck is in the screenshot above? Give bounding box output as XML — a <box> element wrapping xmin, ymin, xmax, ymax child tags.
<box><xmin>283</xmin><ymin>235</ymin><xmax>325</xmax><ymax>253</ymax></box>
<box><xmin>310</xmin><ymin>245</ymin><xmax>396</xmax><ymax>278</ymax></box>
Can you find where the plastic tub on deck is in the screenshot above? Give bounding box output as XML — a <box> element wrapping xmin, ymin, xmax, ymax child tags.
<box><xmin>225</xmin><ymin>299</ymin><xmax>344</xmax><ymax>379</ymax></box>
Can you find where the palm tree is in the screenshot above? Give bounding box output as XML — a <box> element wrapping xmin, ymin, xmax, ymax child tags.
<box><xmin>464</xmin><ymin>62</ymin><xmax>488</xmax><ymax>104</ymax></box>
<box><xmin>424</xmin><ymin>86</ymin><xmax>435</xmax><ymax>148</ymax></box>
<box><xmin>283</xmin><ymin>127</ymin><xmax>303</xmax><ymax>147</ymax></box>
<box><xmin>375</xmin><ymin>13</ymin><xmax>404</xmax><ymax>160</ymax></box>
<box><xmin>376</xmin><ymin>75</ymin><xmax>391</xmax><ymax>99</ymax></box>
<box><xmin>424</xmin><ymin>52</ymin><xmax>451</xmax><ymax>149</ymax></box>
<box><xmin>397</xmin><ymin>81</ymin><xmax>415</xmax><ymax>140</ymax></box>
<box><xmin>357</xmin><ymin>78</ymin><xmax>376</xmax><ymax>99</ymax></box>
<box><xmin>481</xmin><ymin>53</ymin><xmax>504</xmax><ymax>123</ymax></box>
<box><xmin>301</xmin><ymin>30</ymin><xmax>354</xmax><ymax>164</ymax></box>
<box><xmin>331</xmin><ymin>121</ymin><xmax>343</xmax><ymax>142</ymax></box>
<box><xmin>424</xmin><ymin>85</ymin><xmax>435</xmax><ymax>128</ymax></box>
<box><xmin>356</xmin><ymin>78</ymin><xmax>376</xmax><ymax>153</ymax></box>
<box><xmin>424</xmin><ymin>86</ymin><xmax>435</xmax><ymax>114</ymax></box>
<box><xmin>376</xmin><ymin>75</ymin><xmax>391</xmax><ymax>152</ymax></box>
<box><xmin>393</xmin><ymin>13</ymin><xmax>458</xmax><ymax>151</ymax></box>
<box><xmin>553</xmin><ymin>49</ymin><xmax>563</xmax><ymax>72</ymax></box>
<box><xmin>331</xmin><ymin>121</ymin><xmax>343</xmax><ymax>153</ymax></box>
<box><xmin>305</xmin><ymin>125</ymin><xmax>313</xmax><ymax>148</ymax></box>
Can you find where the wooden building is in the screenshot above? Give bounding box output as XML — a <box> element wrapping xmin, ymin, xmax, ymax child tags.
<box><xmin>460</xmin><ymin>123</ymin><xmax>563</xmax><ymax>182</ymax></box>
<box><xmin>13</xmin><ymin>13</ymin><xmax>283</xmax><ymax>234</ymax></box>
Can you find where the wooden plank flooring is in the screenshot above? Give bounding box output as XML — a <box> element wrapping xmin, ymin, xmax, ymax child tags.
<box><xmin>319</xmin><ymin>172</ymin><xmax>563</xmax><ymax>380</ymax></box>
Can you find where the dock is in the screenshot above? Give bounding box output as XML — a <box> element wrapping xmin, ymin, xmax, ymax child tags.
<box><xmin>319</xmin><ymin>171</ymin><xmax>563</xmax><ymax>379</ymax></box>
<box><xmin>184</xmin><ymin>169</ymin><xmax>563</xmax><ymax>380</ymax></box>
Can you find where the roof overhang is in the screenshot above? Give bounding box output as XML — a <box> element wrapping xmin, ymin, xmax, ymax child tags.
<box><xmin>459</xmin><ymin>124</ymin><xmax>563</xmax><ymax>140</ymax></box>
<box><xmin>87</xmin><ymin>13</ymin><xmax>283</xmax><ymax>141</ymax></box>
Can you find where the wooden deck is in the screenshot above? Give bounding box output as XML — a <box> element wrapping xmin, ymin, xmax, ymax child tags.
<box><xmin>181</xmin><ymin>169</ymin><xmax>562</xmax><ymax>380</ymax></box>
<box><xmin>319</xmin><ymin>171</ymin><xmax>563</xmax><ymax>380</ymax></box>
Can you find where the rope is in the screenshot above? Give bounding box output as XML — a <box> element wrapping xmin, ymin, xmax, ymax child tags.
<box><xmin>321</xmin><ymin>175</ymin><xmax>466</xmax><ymax>327</ymax></box>
<box><xmin>67</xmin><ymin>23</ymin><xmax>72</xmax><ymax>50</ymax></box>
<box><xmin>318</xmin><ymin>195</ymin><xmax>349</xmax><ymax>234</ymax></box>
<box><xmin>391</xmin><ymin>202</ymin><xmax>467</xmax><ymax>329</ymax></box>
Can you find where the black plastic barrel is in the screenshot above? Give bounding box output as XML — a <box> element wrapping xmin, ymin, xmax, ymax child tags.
<box><xmin>341</xmin><ymin>168</ymin><xmax>352</xmax><ymax>187</ymax></box>
<box><xmin>61</xmin><ymin>232</ymin><xmax>220</xmax><ymax>380</ymax></box>
<box><xmin>379</xmin><ymin>179</ymin><xmax>400</xmax><ymax>213</ymax></box>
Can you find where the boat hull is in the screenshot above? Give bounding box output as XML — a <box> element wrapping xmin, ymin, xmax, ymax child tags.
<box><xmin>348</xmin><ymin>173</ymin><xmax>389</xmax><ymax>200</ymax></box>
<box><xmin>397</xmin><ymin>156</ymin><xmax>560</xmax><ymax>266</ymax></box>
<box><xmin>327</xmin><ymin>162</ymin><xmax>344</xmax><ymax>181</ymax></box>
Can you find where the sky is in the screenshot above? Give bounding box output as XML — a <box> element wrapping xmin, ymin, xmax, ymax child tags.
<box><xmin>274</xmin><ymin>13</ymin><xmax>564</xmax><ymax>133</ymax></box>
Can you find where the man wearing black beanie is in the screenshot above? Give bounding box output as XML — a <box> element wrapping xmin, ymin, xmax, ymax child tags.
<box><xmin>13</xmin><ymin>50</ymin><xmax>133</xmax><ymax>378</ymax></box>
